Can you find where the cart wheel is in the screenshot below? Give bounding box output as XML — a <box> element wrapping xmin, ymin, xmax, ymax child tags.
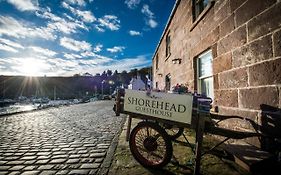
<box><xmin>129</xmin><ymin>121</ymin><xmax>173</xmax><ymax>168</ymax></box>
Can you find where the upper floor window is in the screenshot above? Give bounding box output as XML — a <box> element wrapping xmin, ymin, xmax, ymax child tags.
<box><xmin>165</xmin><ymin>32</ymin><xmax>171</xmax><ymax>57</ymax></box>
<box><xmin>197</xmin><ymin>50</ymin><xmax>214</xmax><ymax>99</ymax></box>
<box><xmin>155</xmin><ymin>54</ymin><xmax>159</xmax><ymax>70</ymax></box>
<box><xmin>193</xmin><ymin>0</ymin><xmax>210</xmax><ymax>21</ymax></box>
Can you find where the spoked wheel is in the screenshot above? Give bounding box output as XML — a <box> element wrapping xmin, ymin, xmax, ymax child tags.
<box><xmin>163</xmin><ymin>124</ymin><xmax>184</xmax><ymax>140</ymax></box>
<box><xmin>129</xmin><ymin>121</ymin><xmax>173</xmax><ymax>168</ymax></box>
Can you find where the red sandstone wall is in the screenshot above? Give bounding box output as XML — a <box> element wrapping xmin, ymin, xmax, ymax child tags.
<box><xmin>153</xmin><ymin>0</ymin><xmax>281</xmax><ymax>147</ymax></box>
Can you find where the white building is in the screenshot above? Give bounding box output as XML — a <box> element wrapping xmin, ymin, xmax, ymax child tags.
<box><xmin>128</xmin><ymin>76</ymin><xmax>146</xmax><ymax>90</ymax></box>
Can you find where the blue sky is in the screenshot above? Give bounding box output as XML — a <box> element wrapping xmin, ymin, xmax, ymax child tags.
<box><xmin>0</xmin><ymin>0</ymin><xmax>175</xmax><ymax>76</ymax></box>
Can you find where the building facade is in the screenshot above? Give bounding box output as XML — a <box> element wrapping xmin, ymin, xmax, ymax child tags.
<box><xmin>152</xmin><ymin>0</ymin><xmax>281</xmax><ymax>147</ymax></box>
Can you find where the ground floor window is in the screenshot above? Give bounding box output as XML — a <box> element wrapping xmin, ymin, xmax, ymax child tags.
<box><xmin>165</xmin><ymin>74</ymin><xmax>171</xmax><ymax>91</ymax></box>
<box><xmin>197</xmin><ymin>50</ymin><xmax>214</xmax><ymax>99</ymax></box>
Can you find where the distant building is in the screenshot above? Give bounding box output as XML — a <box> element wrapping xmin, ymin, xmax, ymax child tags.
<box><xmin>152</xmin><ymin>0</ymin><xmax>281</xmax><ymax>148</ymax></box>
<box><xmin>128</xmin><ymin>76</ymin><xmax>146</xmax><ymax>90</ymax></box>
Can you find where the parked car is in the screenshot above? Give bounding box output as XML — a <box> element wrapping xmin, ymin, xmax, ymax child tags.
<box><xmin>102</xmin><ymin>95</ymin><xmax>111</xmax><ymax>100</ymax></box>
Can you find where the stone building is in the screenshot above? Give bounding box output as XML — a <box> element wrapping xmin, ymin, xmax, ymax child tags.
<box><xmin>152</xmin><ymin>0</ymin><xmax>281</xmax><ymax>148</ymax></box>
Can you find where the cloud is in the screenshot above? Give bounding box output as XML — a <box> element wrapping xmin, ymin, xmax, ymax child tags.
<box><xmin>62</xmin><ymin>2</ymin><xmax>96</xmax><ymax>23</ymax></box>
<box><xmin>57</xmin><ymin>55</ymin><xmax>150</xmax><ymax>76</ymax></box>
<box><xmin>0</xmin><ymin>57</ymin><xmax>52</xmax><ymax>76</ymax></box>
<box><xmin>7</xmin><ymin>0</ymin><xmax>39</xmax><ymax>11</ymax></box>
<box><xmin>93</xmin><ymin>44</ymin><xmax>103</xmax><ymax>52</ymax></box>
<box><xmin>63</xmin><ymin>13</ymin><xmax>75</xmax><ymax>21</ymax></box>
<box><xmin>80</xmin><ymin>51</ymin><xmax>95</xmax><ymax>57</ymax></box>
<box><xmin>141</xmin><ymin>4</ymin><xmax>154</xmax><ymax>18</ymax></box>
<box><xmin>0</xmin><ymin>38</ymin><xmax>24</xmax><ymax>49</ymax></box>
<box><xmin>84</xmin><ymin>55</ymin><xmax>151</xmax><ymax>75</ymax></box>
<box><xmin>141</xmin><ymin>4</ymin><xmax>158</xmax><ymax>28</ymax></box>
<box><xmin>107</xmin><ymin>46</ymin><xmax>125</xmax><ymax>53</ymax></box>
<box><xmin>0</xmin><ymin>15</ymin><xmax>56</xmax><ymax>40</ymax></box>
<box><xmin>75</xmin><ymin>10</ymin><xmax>96</xmax><ymax>23</ymax></box>
<box><xmin>0</xmin><ymin>44</ymin><xmax>19</xmax><ymax>53</ymax></box>
<box><xmin>42</xmin><ymin>54</ymin><xmax>114</xmax><ymax>75</ymax></box>
<box><xmin>96</xmin><ymin>15</ymin><xmax>120</xmax><ymax>32</ymax></box>
<box><xmin>79</xmin><ymin>58</ymin><xmax>109</xmax><ymax>66</ymax></box>
<box><xmin>47</xmin><ymin>22</ymin><xmax>81</xmax><ymax>34</ymax></box>
<box><xmin>65</xmin><ymin>0</ymin><xmax>86</xmax><ymax>6</ymax></box>
<box><xmin>0</xmin><ymin>55</ymin><xmax>86</xmax><ymax>76</ymax></box>
<box><xmin>0</xmin><ymin>54</ymin><xmax>150</xmax><ymax>76</ymax></box>
<box><xmin>94</xmin><ymin>26</ymin><xmax>105</xmax><ymax>32</ymax></box>
<box><xmin>125</xmin><ymin>0</ymin><xmax>141</xmax><ymax>9</ymax></box>
<box><xmin>60</xmin><ymin>37</ymin><xmax>92</xmax><ymax>52</ymax></box>
<box><xmin>29</xmin><ymin>46</ymin><xmax>57</xmax><ymax>57</ymax></box>
<box><xmin>147</xmin><ymin>19</ymin><xmax>157</xmax><ymax>28</ymax></box>
<box><xmin>47</xmin><ymin>58</ymin><xmax>80</xmax><ymax>74</ymax></box>
<box><xmin>129</xmin><ymin>30</ymin><xmax>141</xmax><ymax>36</ymax></box>
<box><xmin>112</xmin><ymin>55</ymin><xmax>150</xmax><ymax>70</ymax></box>
<box><xmin>36</xmin><ymin>10</ymin><xmax>88</xmax><ymax>34</ymax></box>
<box><xmin>63</xmin><ymin>53</ymin><xmax>82</xmax><ymax>59</ymax></box>
<box><xmin>80</xmin><ymin>51</ymin><xmax>113</xmax><ymax>63</ymax></box>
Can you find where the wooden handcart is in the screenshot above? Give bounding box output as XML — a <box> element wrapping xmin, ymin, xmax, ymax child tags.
<box><xmin>113</xmin><ymin>89</ymin><xmax>264</xmax><ymax>175</ymax></box>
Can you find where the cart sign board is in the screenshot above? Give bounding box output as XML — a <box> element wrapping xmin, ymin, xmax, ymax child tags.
<box><xmin>124</xmin><ymin>89</ymin><xmax>193</xmax><ymax>124</ymax></box>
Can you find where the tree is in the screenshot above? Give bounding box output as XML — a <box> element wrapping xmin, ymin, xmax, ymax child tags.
<box><xmin>83</xmin><ymin>72</ymin><xmax>93</xmax><ymax>77</ymax></box>
<box><xmin>113</xmin><ymin>70</ymin><xmax>118</xmax><ymax>75</ymax></box>
<box><xmin>73</xmin><ymin>73</ymin><xmax>81</xmax><ymax>77</ymax></box>
<box><xmin>121</xmin><ymin>70</ymin><xmax>127</xmax><ymax>74</ymax></box>
<box><xmin>101</xmin><ymin>71</ymin><xmax>107</xmax><ymax>80</ymax></box>
<box><xmin>107</xmin><ymin>70</ymin><xmax>113</xmax><ymax>76</ymax></box>
<box><xmin>129</xmin><ymin>68</ymin><xmax>138</xmax><ymax>77</ymax></box>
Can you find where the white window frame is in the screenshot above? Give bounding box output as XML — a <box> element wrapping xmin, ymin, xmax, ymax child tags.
<box><xmin>197</xmin><ymin>50</ymin><xmax>214</xmax><ymax>99</ymax></box>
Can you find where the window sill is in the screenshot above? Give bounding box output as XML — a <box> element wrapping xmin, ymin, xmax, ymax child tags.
<box><xmin>190</xmin><ymin>0</ymin><xmax>215</xmax><ymax>32</ymax></box>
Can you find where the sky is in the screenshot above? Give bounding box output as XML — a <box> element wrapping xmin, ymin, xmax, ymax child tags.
<box><xmin>0</xmin><ymin>0</ymin><xmax>175</xmax><ymax>77</ymax></box>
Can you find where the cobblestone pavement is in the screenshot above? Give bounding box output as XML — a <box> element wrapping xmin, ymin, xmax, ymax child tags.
<box><xmin>0</xmin><ymin>101</ymin><xmax>125</xmax><ymax>175</ymax></box>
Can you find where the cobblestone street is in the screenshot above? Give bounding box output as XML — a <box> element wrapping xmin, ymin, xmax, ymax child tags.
<box><xmin>0</xmin><ymin>101</ymin><xmax>125</xmax><ymax>175</ymax></box>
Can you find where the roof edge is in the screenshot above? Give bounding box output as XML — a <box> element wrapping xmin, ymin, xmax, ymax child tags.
<box><xmin>151</xmin><ymin>0</ymin><xmax>181</xmax><ymax>61</ymax></box>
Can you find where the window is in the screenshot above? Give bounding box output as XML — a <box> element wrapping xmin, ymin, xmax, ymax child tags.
<box><xmin>197</xmin><ymin>50</ymin><xmax>214</xmax><ymax>99</ymax></box>
<box><xmin>193</xmin><ymin>0</ymin><xmax>210</xmax><ymax>21</ymax></box>
<box><xmin>155</xmin><ymin>82</ymin><xmax>158</xmax><ymax>89</ymax></box>
<box><xmin>155</xmin><ymin>54</ymin><xmax>159</xmax><ymax>70</ymax></box>
<box><xmin>165</xmin><ymin>32</ymin><xmax>171</xmax><ymax>57</ymax></box>
<box><xmin>165</xmin><ymin>74</ymin><xmax>171</xmax><ymax>91</ymax></box>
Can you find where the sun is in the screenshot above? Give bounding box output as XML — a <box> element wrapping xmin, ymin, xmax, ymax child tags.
<box><xmin>21</xmin><ymin>58</ymin><xmax>45</xmax><ymax>76</ymax></box>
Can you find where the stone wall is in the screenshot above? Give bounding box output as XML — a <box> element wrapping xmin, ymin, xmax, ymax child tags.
<box><xmin>153</xmin><ymin>0</ymin><xmax>281</xmax><ymax>147</ymax></box>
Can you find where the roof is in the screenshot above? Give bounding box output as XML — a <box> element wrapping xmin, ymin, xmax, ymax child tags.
<box><xmin>152</xmin><ymin>0</ymin><xmax>181</xmax><ymax>60</ymax></box>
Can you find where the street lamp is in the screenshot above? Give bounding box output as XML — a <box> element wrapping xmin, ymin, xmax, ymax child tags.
<box><xmin>101</xmin><ymin>80</ymin><xmax>106</xmax><ymax>96</ymax></box>
<box><xmin>94</xmin><ymin>85</ymin><xmax>97</xmax><ymax>96</ymax></box>
<box><xmin>108</xmin><ymin>80</ymin><xmax>114</xmax><ymax>95</ymax></box>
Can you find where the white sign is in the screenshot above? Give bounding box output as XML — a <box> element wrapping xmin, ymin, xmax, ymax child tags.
<box><xmin>124</xmin><ymin>89</ymin><xmax>193</xmax><ymax>124</ymax></box>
